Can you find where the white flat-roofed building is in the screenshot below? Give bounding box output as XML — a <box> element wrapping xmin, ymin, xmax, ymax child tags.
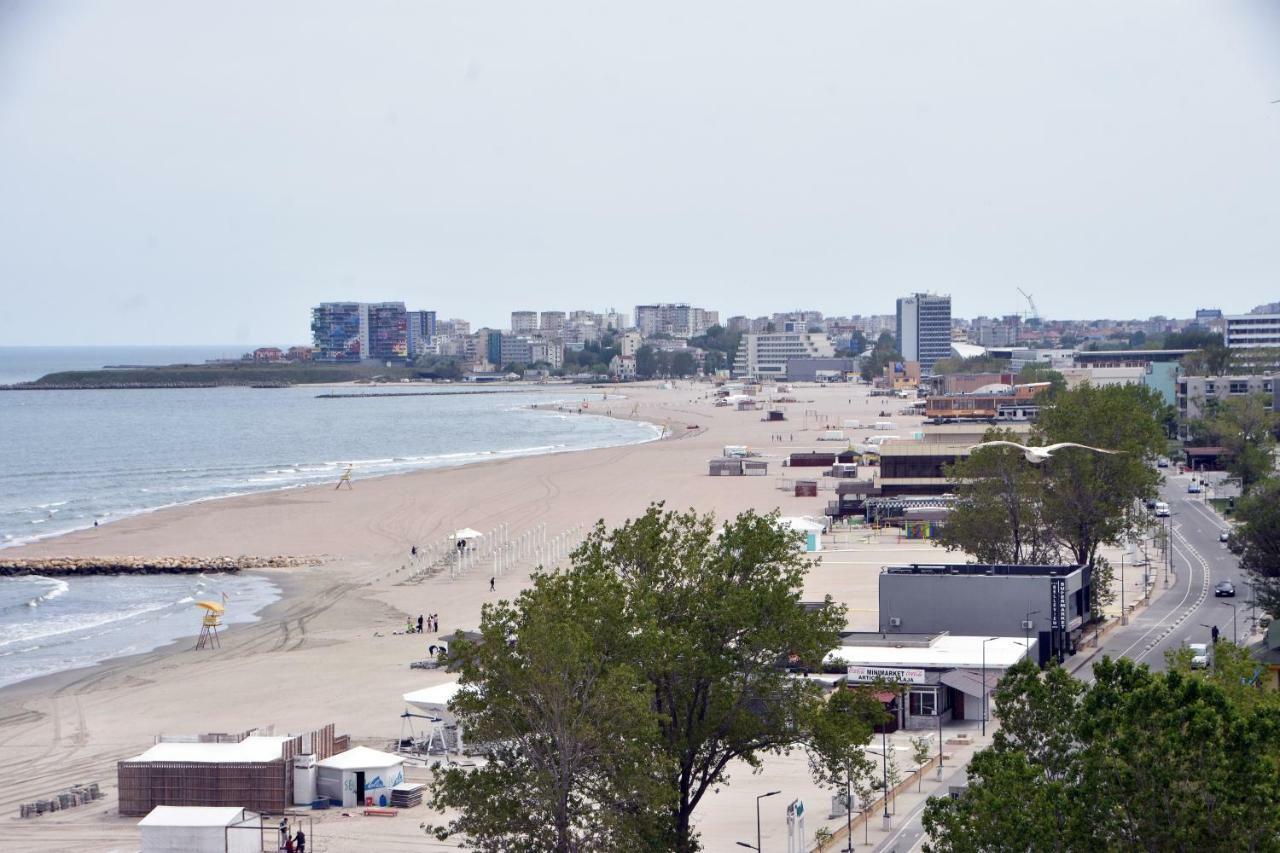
<box><xmin>823</xmin><ymin>633</ymin><xmax>1035</xmax><ymax>730</ymax></box>
<box><xmin>1226</xmin><ymin>313</ymin><xmax>1280</xmax><ymax>349</ymax></box>
<box><xmin>732</xmin><ymin>331</ymin><xmax>835</xmax><ymax>378</ymax></box>
<box><xmin>138</xmin><ymin>806</ymin><xmax>262</xmax><ymax>853</ymax></box>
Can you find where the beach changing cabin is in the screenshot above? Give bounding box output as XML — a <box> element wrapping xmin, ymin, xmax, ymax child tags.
<box><xmin>317</xmin><ymin>747</ymin><xmax>405</xmax><ymax>808</ymax></box>
<box><xmin>138</xmin><ymin>806</ymin><xmax>261</xmax><ymax>853</ymax></box>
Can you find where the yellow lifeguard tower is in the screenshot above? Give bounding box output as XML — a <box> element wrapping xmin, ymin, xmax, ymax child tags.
<box><xmin>194</xmin><ymin>600</ymin><xmax>224</xmax><ymax>650</ymax></box>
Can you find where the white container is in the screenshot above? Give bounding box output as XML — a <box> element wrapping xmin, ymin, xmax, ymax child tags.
<box><xmin>293</xmin><ymin>754</ymin><xmax>317</xmax><ymax>806</ymax></box>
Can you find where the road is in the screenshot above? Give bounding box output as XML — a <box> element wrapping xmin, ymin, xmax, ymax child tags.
<box><xmin>1083</xmin><ymin>472</ymin><xmax>1249</xmax><ymax>678</ymax></box>
<box><xmin>874</xmin><ymin>471</ymin><xmax>1248</xmax><ymax>852</ymax></box>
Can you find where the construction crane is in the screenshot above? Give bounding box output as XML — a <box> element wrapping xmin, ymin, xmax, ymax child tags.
<box><xmin>1017</xmin><ymin>288</ymin><xmax>1040</xmax><ymax>324</ymax></box>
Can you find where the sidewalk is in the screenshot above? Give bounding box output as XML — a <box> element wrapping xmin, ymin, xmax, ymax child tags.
<box><xmin>813</xmin><ymin>721</ymin><xmax>990</xmax><ymax>852</ymax></box>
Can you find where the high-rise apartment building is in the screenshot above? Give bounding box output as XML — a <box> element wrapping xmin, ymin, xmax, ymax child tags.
<box><xmin>896</xmin><ymin>294</ymin><xmax>952</xmax><ymax>370</ymax></box>
<box><xmin>511</xmin><ymin>311</ymin><xmax>538</xmax><ymax>334</ymax></box>
<box><xmin>361</xmin><ymin>302</ymin><xmax>409</xmax><ymax>361</ymax></box>
<box><xmin>406</xmin><ymin>310</ymin><xmax>437</xmax><ymax>357</ymax></box>
<box><xmin>311</xmin><ymin>303</ymin><xmax>364</xmax><ymax>362</ymax></box>
<box><xmin>634</xmin><ymin>303</ymin><xmax>714</xmax><ymax>339</ymax></box>
<box><xmin>539</xmin><ymin>311</ymin><xmax>566</xmax><ymax>333</ymax></box>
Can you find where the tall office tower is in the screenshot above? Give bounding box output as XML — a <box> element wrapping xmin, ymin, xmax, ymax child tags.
<box><xmin>896</xmin><ymin>293</ymin><xmax>952</xmax><ymax>370</ymax></box>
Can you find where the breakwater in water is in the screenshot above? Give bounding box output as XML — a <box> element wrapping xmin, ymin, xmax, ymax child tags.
<box><xmin>0</xmin><ymin>555</ymin><xmax>319</xmax><ymax>577</ymax></box>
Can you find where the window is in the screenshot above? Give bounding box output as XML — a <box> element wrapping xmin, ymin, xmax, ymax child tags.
<box><xmin>908</xmin><ymin>688</ymin><xmax>937</xmax><ymax>716</ymax></box>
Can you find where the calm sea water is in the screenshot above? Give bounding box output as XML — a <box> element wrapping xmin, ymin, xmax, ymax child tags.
<box><xmin>0</xmin><ymin>347</ymin><xmax>656</xmax><ymax>688</ymax></box>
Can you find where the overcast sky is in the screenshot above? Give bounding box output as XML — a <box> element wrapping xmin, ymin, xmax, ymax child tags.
<box><xmin>2</xmin><ymin>1</ymin><xmax>1279</xmax><ymax>346</ymax></box>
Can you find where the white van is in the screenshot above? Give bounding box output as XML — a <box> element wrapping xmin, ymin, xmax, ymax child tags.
<box><xmin>1154</xmin><ymin>501</ymin><xmax>1170</xmax><ymax>518</ymax></box>
<box><xmin>1188</xmin><ymin>642</ymin><xmax>1209</xmax><ymax>669</ymax></box>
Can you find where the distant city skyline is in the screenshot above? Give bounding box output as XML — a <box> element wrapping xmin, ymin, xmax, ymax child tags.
<box><xmin>2</xmin><ymin>1</ymin><xmax>1280</xmax><ymax>345</ymax></box>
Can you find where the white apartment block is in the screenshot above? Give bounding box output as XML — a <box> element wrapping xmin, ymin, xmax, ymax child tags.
<box><xmin>732</xmin><ymin>332</ymin><xmax>836</xmax><ymax>379</ymax></box>
<box><xmin>1225</xmin><ymin>314</ymin><xmax>1280</xmax><ymax>349</ymax></box>
<box><xmin>540</xmin><ymin>311</ymin><xmax>566</xmax><ymax>333</ymax></box>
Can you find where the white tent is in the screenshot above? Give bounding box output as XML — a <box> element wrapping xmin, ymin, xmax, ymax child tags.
<box><xmin>139</xmin><ymin>806</ymin><xmax>261</xmax><ymax>853</ymax></box>
<box><xmin>402</xmin><ymin>679</ymin><xmax>467</xmax><ymax>754</ymax></box>
<box><xmin>317</xmin><ymin>747</ymin><xmax>405</xmax><ymax>808</ymax></box>
<box><xmin>403</xmin><ymin>680</ymin><xmax>463</xmax><ymax>715</ymax></box>
<box><xmin>452</xmin><ymin>528</ymin><xmax>483</xmax><ymax>540</ymax></box>
<box><xmin>777</xmin><ymin>516</ymin><xmax>827</xmax><ymax>552</ymax></box>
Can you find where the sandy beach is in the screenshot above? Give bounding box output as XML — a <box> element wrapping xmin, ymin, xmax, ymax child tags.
<box><xmin>0</xmin><ymin>381</ymin><xmax>937</xmax><ymax>851</ymax></box>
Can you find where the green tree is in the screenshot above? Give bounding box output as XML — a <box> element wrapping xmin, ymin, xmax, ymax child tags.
<box><xmin>806</xmin><ymin>685</ymin><xmax>886</xmax><ymax>847</ymax></box>
<box><xmin>1207</xmin><ymin>394</ymin><xmax>1277</xmax><ymax>491</ymax></box>
<box><xmin>576</xmin><ymin>505</ymin><xmax>846</xmax><ymax>852</ymax></box>
<box><xmin>930</xmin><ymin>355</ymin><xmax>1012</xmax><ymax>375</ymax></box>
<box><xmin>669</xmin><ymin>350</ymin><xmax>697</xmax><ymax>378</ymax></box>
<box><xmin>1232</xmin><ymin>478</ymin><xmax>1280</xmax><ymax>618</ymax></box>
<box><xmin>937</xmin><ymin>427</ymin><xmax>1057</xmax><ymax>565</ymax></box>
<box><xmin>860</xmin><ymin>332</ymin><xmax>902</xmax><ymax>382</ymax></box>
<box><xmin>427</xmin><ymin>567</ymin><xmax>670</xmax><ymax>851</ymax></box>
<box><xmin>635</xmin><ymin>345</ymin><xmax>657</xmax><ymax>380</ymax></box>
<box><xmin>924</xmin><ymin>657</ymin><xmax>1280</xmax><ymax>851</ymax></box>
<box><xmin>911</xmin><ymin>735</ymin><xmax>933</xmax><ymax>792</ymax></box>
<box><xmin>1017</xmin><ymin>363</ymin><xmax>1068</xmax><ymax>398</ymax></box>
<box><xmin>1035</xmin><ymin>384</ymin><xmax>1165</xmax><ymax>612</ymax></box>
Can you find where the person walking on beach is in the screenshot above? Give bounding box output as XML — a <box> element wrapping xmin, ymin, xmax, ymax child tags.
<box><xmin>417</xmin><ymin>615</ymin><xmax>424</xmax><ymax>633</ymax></box>
<box><xmin>411</xmin><ymin>545</ymin><xmax>417</xmax><ymax>557</ymax></box>
<box><xmin>295</xmin><ymin>828</ymin><xmax>306</xmax><ymax>853</ymax></box>
<box><xmin>489</xmin><ymin>576</ymin><xmax>496</xmax><ymax>592</ymax></box>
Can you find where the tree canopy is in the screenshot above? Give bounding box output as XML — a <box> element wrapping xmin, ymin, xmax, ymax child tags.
<box><xmin>923</xmin><ymin>656</ymin><xmax>1280</xmax><ymax>852</ymax></box>
<box><xmin>429</xmin><ymin>504</ymin><xmax>845</xmax><ymax>853</ymax></box>
<box><xmin>860</xmin><ymin>332</ymin><xmax>903</xmax><ymax>381</ymax></box>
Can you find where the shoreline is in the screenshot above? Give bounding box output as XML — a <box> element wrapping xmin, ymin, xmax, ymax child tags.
<box><xmin>0</xmin><ymin>394</ymin><xmax>661</xmax><ymax>553</ymax></box>
<box><xmin>0</xmin><ymin>381</ymin><xmax>925</xmax><ymax>851</ymax></box>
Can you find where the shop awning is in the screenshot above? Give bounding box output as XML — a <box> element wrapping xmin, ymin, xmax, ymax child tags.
<box><xmin>939</xmin><ymin>668</ymin><xmax>1002</xmax><ymax>700</ymax></box>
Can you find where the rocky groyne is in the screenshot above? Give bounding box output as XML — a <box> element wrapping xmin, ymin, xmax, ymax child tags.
<box><xmin>0</xmin><ymin>555</ymin><xmax>321</xmax><ymax>577</ymax></box>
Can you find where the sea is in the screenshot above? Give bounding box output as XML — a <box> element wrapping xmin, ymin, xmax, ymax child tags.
<box><xmin>0</xmin><ymin>346</ymin><xmax>659</xmax><ymax>688</ymax></box>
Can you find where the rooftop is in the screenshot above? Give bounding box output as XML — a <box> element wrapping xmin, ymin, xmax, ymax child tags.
<box><xmin>825</xmin><ymin>634</ymin><xmax>1033</xmax><ymax>670</ymax></box>
<box><xmin>884</xmin><ymin>562</ymin><xmax>1083</xmax><ymax>578</ymax></box>
<box><xmin>138</xmin><ymin>806</ymin><xmax>249</xmax><ymax>827</ymax></box>
<box><xmin>125</xmin><ymin>736</ymin><xmax>291</xmax><ymax>764</ymax></box>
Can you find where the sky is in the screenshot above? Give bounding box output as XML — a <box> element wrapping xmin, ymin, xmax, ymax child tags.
<box><xmin>2</xmin><ymin>1</ymin><xmax>1279</xmax><ymax>346</ymax></box>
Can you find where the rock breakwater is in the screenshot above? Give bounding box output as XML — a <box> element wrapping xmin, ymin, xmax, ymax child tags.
<box><xmin>0</xmin><ymin>555</ymin><xmax>320</xmax><ymax>577</ymax></box>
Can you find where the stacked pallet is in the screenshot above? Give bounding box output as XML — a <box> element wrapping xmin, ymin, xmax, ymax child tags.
<box><xmin>18</xmin><ymin>782</ymin><xmax>102</xmax><ymax>818</ymax></box>
<box><xmin>390</xmin><ymin>783</ymin><xmax>424</xmax><ymax>808</ymax></box>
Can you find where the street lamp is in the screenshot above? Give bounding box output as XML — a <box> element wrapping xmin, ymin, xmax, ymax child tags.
<box><xmin>736</xmin><ymin>790</ymin><xmax>780</xmax><ymax>852</ymax></box>
<box><xmin>1222</xmin><ymin>601</ymin><xmax>1238</xmax><ymax>645</ymax></box>
<box><xmin>1120</xmin><ymin>553</ymin><xmax>1127</xmax><ymax>625</ymax></box>
<box><xmin>981</xmin><ymin>637</ymin><xmax>998</xmax><ymax>737</ymax></box>
<box><xmin>1023</xmin><ymin>609</ymin><xmax>1041</xmax><ymax>661</ymax></box>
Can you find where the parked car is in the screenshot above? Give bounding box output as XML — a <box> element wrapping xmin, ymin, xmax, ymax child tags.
<box><xmin>1215</xmin><ymin>580</ymin><xmax>1236</xmax><ymax>597</ymax></box>
<box><xmin>1157</xmin><ymin>458</ymin><xmax>1169</xmax><ymax>468</ymax></box>
<box><xmin>1187</xmin><ymin>482</ymin><xmax>1202</xmax><ymax>494</ymax></box>
<box><xmin>1220</xmin><ymin>530</ymin><xmax>1230</xmax><ymax>543</ymax></box>
<box><xmin>1227</xmin><ymin>533</ymin><xmax>1245</xmax><ymax>555</ymax></box>
<box><xmin>1189</xmin><ymin>642</ymin><xmax>1210</xmax><ymax>669</ymax></box>
<box><xmin>1154</xmin><ymin>501</ymin><xmax>1170</xmax><ymax>518</ymax></box>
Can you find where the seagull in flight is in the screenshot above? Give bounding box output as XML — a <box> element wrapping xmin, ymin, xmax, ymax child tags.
<box><xmin>968</xmin><ymin>441</ymin><xmax>1119</xmax><ymax>464</ymax></box>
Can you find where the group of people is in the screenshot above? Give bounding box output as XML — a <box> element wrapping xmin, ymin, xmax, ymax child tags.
<box><xmin>278</xmin><ymin>820</ymin><xmax>305</xmax><ymax>852</ymax></box>
<box><xmin>410</xmin><ymin>613</ymin><xmax>438</xmax><ymax>634</ymax></box>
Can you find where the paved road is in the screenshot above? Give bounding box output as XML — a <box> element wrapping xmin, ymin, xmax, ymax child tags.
<box><xmin>877</xmin><ymin>472</ymin><xmax>1250</xmax><ymax>851</ymax></box>
<box><xmin>1084</xmin><ymin>472</ymin><xmax>1250</xmax><ymax>679</ymax></box>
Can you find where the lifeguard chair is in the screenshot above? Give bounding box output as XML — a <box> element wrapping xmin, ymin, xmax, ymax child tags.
<box><xmin>194</xmin><ymin>600</ymin><xmax>224</xmax><ymax>650</ymax></box>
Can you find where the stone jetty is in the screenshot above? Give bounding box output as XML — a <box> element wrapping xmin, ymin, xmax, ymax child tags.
<box><xmin>0</xmin><ymin>555</ymin><xmax>320</xmax><ymax>577</ymax></box>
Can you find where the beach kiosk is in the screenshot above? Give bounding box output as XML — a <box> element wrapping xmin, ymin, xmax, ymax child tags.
<box><xmin>778</xmin><ymin>516</ymin><xmax>827</xmax><ymax>552</ymax></box>
<box><xmin>317</xmin><ymin>747</ymin><xmax>404</xmax><ymax>808</ymax></box>
<box><xmin>138</xmin><ymin>806</ymin><xmax>261</xmax><ymax>853</ymax></box>
<box><xmin>402</xmin><ymin>679</ymin><xmax>466</xmax><ymax>756</ymax></box>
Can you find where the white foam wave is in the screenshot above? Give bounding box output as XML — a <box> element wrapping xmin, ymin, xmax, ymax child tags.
<box><xmin>25</xmin><ymin>577</ymin><xmax>69</xmax><ymax>608</ymax></box>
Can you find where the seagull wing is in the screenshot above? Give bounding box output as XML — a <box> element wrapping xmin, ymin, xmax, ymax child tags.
<box><xmin>968</xmin><ymin>441</ymin><xmax>1029</xmax><ymax>453</ymax></box>
<box><xmin>1043</xmin><ymin>442</ymin><xmax>1118</xmax><ymax>455</ymax></box>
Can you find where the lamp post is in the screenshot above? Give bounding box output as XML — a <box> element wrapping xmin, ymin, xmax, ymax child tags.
<box><xmin>1120</xmin><ymin>552</ymin><xmax>1127</xmax><ymax>625</ymax></box>
<box><xmin>735</xmin><ymin>790</ymin><xmax>780</xmax><ymax>852</ymax></box>
<box><xmin>1023</xmin><ymin>609</ymin><xmax>1041</xmax><ymax>661</ymax></box>
<box><xmin>1223</xmin><ymin>601</ymin><xmax>1238</xmax><ymax>645</ymax></box>
<box><xmin>1166</xmin><ymin>512</ymin><xmax>1174</xmax><ymax>587</ymax></box>
<box><xmin>981</xmin><ymin>637</ymin><xmax>998</xmax><ymax>737</ymax></box>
